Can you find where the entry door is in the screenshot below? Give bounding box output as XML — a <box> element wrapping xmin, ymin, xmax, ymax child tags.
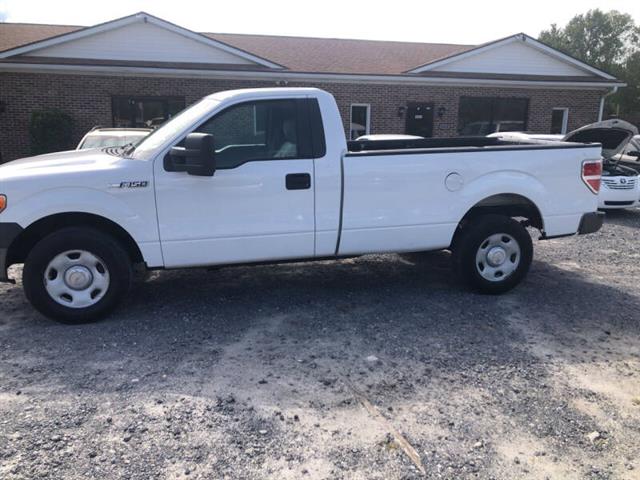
<box><xmin>406</xmin><ymin>103</ymin><xmax>434</xmax><ymax>137</ymax></box>
<box><xmin>154</xmin><ymin>99</ymin><xmax>315</xmax><ymax>268</ymax></box>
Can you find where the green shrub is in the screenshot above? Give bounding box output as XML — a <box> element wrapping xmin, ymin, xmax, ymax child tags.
<box><xmin>29</xmin><ymin>109</ymin><xmax>74</xmax><ymax>155</ymax></box>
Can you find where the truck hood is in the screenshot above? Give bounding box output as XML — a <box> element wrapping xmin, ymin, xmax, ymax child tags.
<box><xmin>0</xmin><ymin>148</ymin><xmax>126</xmax><ymax>179</ymax></box>
<box><xmin>563</xmin><ymin>119</ymin><xmax>638</xmax><ymax>160</ymax></box>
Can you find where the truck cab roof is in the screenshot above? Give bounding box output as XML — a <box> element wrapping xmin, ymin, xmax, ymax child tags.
<box><xmin>207</xmin><ymin>87</ymin><xmax>329</xmax><ymax>102</ymax></box>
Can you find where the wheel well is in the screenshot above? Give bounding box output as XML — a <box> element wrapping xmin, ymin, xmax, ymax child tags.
<box><xmin>463</xmin><ymin>194</ymin><xmax>543</xmax><ymax>228</ymax></box>
<box><xmin>452</xmin><ymin>194</ymin><xmax>544</xmax><ymax>247</ymax></box>
<box><xmin>7</xmin><ymin>213</ymin><xmax>144</xmax><ymax>267</ymax></box>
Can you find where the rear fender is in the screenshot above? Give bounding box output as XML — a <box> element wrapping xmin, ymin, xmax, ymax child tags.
<box><xmin>456</xmin><ymin>171</ymin><xmax>549</xmax><ymax>223</ymax></box>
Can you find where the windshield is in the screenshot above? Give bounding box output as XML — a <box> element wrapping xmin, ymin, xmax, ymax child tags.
<box><xmin>80</xmin><ymin>133</ymin><xmax>148</xmax><ymax>150</ymax></box>
<box><xmin>131</xmin><ymin>98</ymin><xmax>220</xmax><ymax>159</ymax></box>
<box><xmin>624</xmin><ymin>137</ymin><xmax>640</xmax><ymax>154</ymax></box>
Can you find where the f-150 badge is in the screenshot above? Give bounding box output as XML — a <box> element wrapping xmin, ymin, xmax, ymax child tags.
<box><xmin>109</xmin><ymin>181</ymin><xmax>149</xmax><ymax>189</ymax></box>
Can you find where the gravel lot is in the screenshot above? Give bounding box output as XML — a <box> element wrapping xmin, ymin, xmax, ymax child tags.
<box><xmin>1</xmin><ymin>211</ymin><xmax>640</xmax><ymax>480</ymax></box>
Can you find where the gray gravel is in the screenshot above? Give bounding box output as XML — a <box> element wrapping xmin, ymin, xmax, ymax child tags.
<box><xmin>1</xmin><ymin>211</ymin><xmax>640</xmax><ymax>479</ymax></box>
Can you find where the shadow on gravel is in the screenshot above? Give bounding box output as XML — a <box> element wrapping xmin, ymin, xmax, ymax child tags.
<box><xmin>2</xmin><ymin>251</ymin><xmax>638</xmax><ymax>385</ymax></box>
<box><xmin>1</xmin><ymin>252</ymin><xmax>639</xmax><ymax>478</ymax></box>
<box><xmin>600</xmin><ymin>207</ymin><xmax>640</xmax><ymax>228</ymax></box>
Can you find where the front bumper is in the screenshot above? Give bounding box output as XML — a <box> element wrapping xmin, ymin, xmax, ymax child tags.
<box><xmin>578</xmin><ymin>211</ymin><xmax>605</xmax><ymax>235</ymax></box>
<box><xmin>0</xmin><ymin>222</ymin><xmax>23</xmax><ymax>283</ymax></box>
<box><xmin>601</xmin><ymin>201</ymin><xmax>639</xmax><ymax>209</ymax></box>
<box><xmin>598</xmin><ymin>184</ymin><xmax>640</xmax><ymax>209</ymax></box>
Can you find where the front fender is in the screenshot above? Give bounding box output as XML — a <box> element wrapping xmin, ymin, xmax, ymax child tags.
<box><xmin>2</xmin><ymin>186</ymin><xmax>163</xmax><ymax>266</ymax></box>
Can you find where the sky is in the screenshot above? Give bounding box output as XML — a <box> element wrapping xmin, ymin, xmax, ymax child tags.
<box><xmin>0</xmin><ymin>0</ymin><xmax>639</xmax><ymax>45</ymax></box>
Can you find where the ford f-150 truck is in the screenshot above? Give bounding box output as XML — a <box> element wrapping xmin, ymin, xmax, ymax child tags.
<box><xmin>0</xmin><ymin>88</ymin><xmax>608</xmax><ymax>323</ymax></box>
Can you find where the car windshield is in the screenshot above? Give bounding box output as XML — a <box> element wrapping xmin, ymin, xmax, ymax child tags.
<box><xmin>131</xmin><ymin>98</ymin><xmax>219</xmax><ymax>159</ymax></box>
<box><xmin>624</xmin><ymin>137</ymin><xmax>640</xmax><ymax>153</ymax></box>
<box><xmin>80</xmin><ymin>134</ymin><xmax>147</xmax><ymax>150</ymax></box>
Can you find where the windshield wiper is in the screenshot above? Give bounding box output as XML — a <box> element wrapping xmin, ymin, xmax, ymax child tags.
<box><xmin>120</xmin><ymin>142</ymin><xmax>136</xmax><ymax>156</ymax></box>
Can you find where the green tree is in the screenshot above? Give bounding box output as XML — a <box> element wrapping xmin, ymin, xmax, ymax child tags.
<box><xmin>539</xmin><ymin>9</ymin><xmax>640</xmax><ymax>123</ymax></box>
<box><xmin>613</xmin><ymin>52</ymin><xmax>640</xmax><ymax>123</ymax></box>
<box><xmin>540</xmin><ymin>9</ymin><xmax>638</xmax><ymax>72</ymax></box>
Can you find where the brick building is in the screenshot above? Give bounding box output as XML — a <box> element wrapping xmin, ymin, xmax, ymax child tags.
<box><xmin>0</xmin><ymin>12</ymin><xmax>623</xmax><ymax>162</ymax></box>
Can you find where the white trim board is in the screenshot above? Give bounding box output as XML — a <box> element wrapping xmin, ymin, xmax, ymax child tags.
<box><xmin>0</xmin><ymin>62</ymin><xmax>624</xmax><ymax>89</ymax></box>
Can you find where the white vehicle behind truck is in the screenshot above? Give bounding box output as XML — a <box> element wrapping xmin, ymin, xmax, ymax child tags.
<box><xmin>492</xmin><ymin>120</ymin><xmax>640</xmax><ymax>210</ymax></box>
<box><xmin>617</xmin><ymin>135</ymin><xmax>640</xmax><ymax>170</ymax></box>
<box><xmin>0</xmin><ymin>88</ymin><xmax>611</xmax><ymax>323</ymax></box>
<box><xmin>77</xmin><ymin>127</ymin><xmax>152</xmax><ymax>150</ymax></box>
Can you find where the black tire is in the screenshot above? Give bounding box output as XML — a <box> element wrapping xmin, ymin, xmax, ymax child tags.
<box><xmin>23</xmin><ymin>227</ymin><xmax>132</xmax><ymax>324</ymax></box>
<box><xmin>452</xmin><ymin>214</ymin><xmax>533</xmax><ymax>294</ymax></box>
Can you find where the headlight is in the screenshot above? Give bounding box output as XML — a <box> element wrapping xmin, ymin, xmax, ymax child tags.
<box><xmin>0</xmin><ymin>195</ymin><xmax>6</xmax><ymax>213</ymax></box>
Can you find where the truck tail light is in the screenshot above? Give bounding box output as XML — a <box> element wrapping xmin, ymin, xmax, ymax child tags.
<box><xmin>582</xmin><ymin>160</ymin><xmax>602</xmax><ymax>194</ymax></box>
<box><xmin>0</xmin><ymin>195</ymin><xmax>6</xmax><ymax>213</ymax></box>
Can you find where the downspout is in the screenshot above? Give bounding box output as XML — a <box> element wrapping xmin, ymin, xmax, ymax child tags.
<box><xmin>598</xmin><ymin>86</ymin><xmax>618</xmax><ymax>121</ymax></box>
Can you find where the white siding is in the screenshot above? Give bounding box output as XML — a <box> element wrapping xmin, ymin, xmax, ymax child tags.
<box><xmin>434</xmin><ymin>41</ymin><xmax>590</xmax><ymax>76</ymax></box>
<box><xmin>29</xmin><ymin>22</ymin><xmax>256</xmax><ymax>65</ymax></box>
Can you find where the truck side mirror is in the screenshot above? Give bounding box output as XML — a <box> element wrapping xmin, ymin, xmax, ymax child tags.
<box><xmin>164</xmin><ymin>133</ymin><xmax>216</xmax><ymax>176</ymax></box>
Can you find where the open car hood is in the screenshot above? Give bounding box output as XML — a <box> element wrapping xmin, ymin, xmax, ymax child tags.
<box><xmin>562</xmin><ymin>119</ymin><xmax>639</xmax><ymax>160</ymax></box>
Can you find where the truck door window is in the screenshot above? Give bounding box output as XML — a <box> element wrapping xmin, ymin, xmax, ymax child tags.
<box><xmin>196</xmin><ymin>100</ymin><xmax>303</xmax><ymax>169</ymax></box>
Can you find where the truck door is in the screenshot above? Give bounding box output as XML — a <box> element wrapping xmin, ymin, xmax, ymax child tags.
<box><xmin>154</xmin><ymin>98</ymin><xmax>316</xmax><ymax>268</ymax></box>
<box><xmin>405</xmin><ymin>103</ymin><xmax>434</xmax><ymax>137</ymax></box>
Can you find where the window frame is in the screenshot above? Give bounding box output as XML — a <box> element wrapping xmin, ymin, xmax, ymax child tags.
<box><xmin>350</xmin><ymin>103</ymin><xmax>371</xmax><ymax>140</ymax></box>
<box><xmin>253</xmin><ymin>104</ymin><xmax>266</xmax><ymax>136</ymax></box>
<box><xmin>457</xmin><ymin>96</ymin><xmax>529</xmax><ymax>136</ymax></box>
<box><xmin>551</xmin><ymin>107</ymin><xmax>569</xmax><ymax>135</ymax></box>
<box><xmin>188</xmin><ymin>98</ymin><xmax>315</xmax><ymax>169</ymax></box>
<box><xmin>111</xmin><ymin>95</ymin><xmax>185</xmax><ymax>128</ymax></box>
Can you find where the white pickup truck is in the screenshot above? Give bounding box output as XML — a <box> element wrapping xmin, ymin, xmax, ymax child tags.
<box><xmin>0</xmin><ymin>88</ymin><xmax>607</xmax><ymax>323</ymax></box>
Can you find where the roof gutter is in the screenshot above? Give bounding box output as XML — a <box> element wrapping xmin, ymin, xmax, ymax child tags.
<box><xmin>0</xmin><ymin>62</ymin><xmax>626</xmax><ymax>90</ymax></box>
<box><xmin>598</xmin><ymin>86</ymin><xmax>619</xmax><ymax>121</ymax></box>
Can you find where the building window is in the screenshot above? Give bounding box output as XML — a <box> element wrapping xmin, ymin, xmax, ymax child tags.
<box><xmin>350</xmin><ymin>104</ymin><xmax>371</xmax><ymax>140</ymax></box>
<box><xmin>550</xmin><ymin>108</ymin><xmax>569</xmax><ymax>134</ymax></box>
<box><xmin>458</xmin><ymin>97</ymin><xmax>529</xmax><ymax>136</ymax></box>
<box><xmin>112</xmin><ymin>96</ymin><xmax>185</xmax><ymax>128</ymax></box>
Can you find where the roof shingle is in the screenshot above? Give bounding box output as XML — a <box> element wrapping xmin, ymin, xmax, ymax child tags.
<box><xmin>206</xmin><ymin>33</ymin><xmax>472</xmax><ymax>74</ymax></box>
<box><xmin>0</xmin><ymin>23</ymin><xmax>82</xmax><ymax>52</ymax></box>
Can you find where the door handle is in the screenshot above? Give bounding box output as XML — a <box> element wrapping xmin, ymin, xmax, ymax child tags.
<box><xmin>286</xmin><ymin>173</ymin><xmax>311</xmax><ymax>190</ymax></box>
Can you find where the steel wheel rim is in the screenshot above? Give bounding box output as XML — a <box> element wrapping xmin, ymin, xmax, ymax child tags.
<box><xmin>43</xmin><ymin>250</ymin><xmax>110</xmax><ymax>308</ymax></box>
<box><xmin>475</xmin><ymin>233</ymin><xmax>520</xmax><ymax>282</ymax></box>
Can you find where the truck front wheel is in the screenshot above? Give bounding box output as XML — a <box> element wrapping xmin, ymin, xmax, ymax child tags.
<box><xmin>452</xmin><ymin>214</ymin><xmax>533</xmax><ymax>294</ymax></box>
<box><xmin>23</xmin><ymin>227</ymin><xmax>132</xmax><ymax>323</ymax></box>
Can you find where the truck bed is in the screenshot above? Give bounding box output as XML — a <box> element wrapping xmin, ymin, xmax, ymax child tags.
<box><xmin>346</xmin><ymin>135</ymin><xmax>594</xmax><ymax>154</ymax></box>
<box><xmin>337</xmin><ymin>135</ymin><xmax>602</xmax><ymax>256</ymax></box>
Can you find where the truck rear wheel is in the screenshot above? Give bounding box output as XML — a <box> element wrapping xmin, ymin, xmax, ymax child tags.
<box><xmin>452</xmin><ymin>214</ymin><xmax>533</xmax><ymax>294</ymax></box>
<box><xmin>23</xmin><ymin>227</ymin><xmax>132</xmax><ymax>323</ymax></box>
